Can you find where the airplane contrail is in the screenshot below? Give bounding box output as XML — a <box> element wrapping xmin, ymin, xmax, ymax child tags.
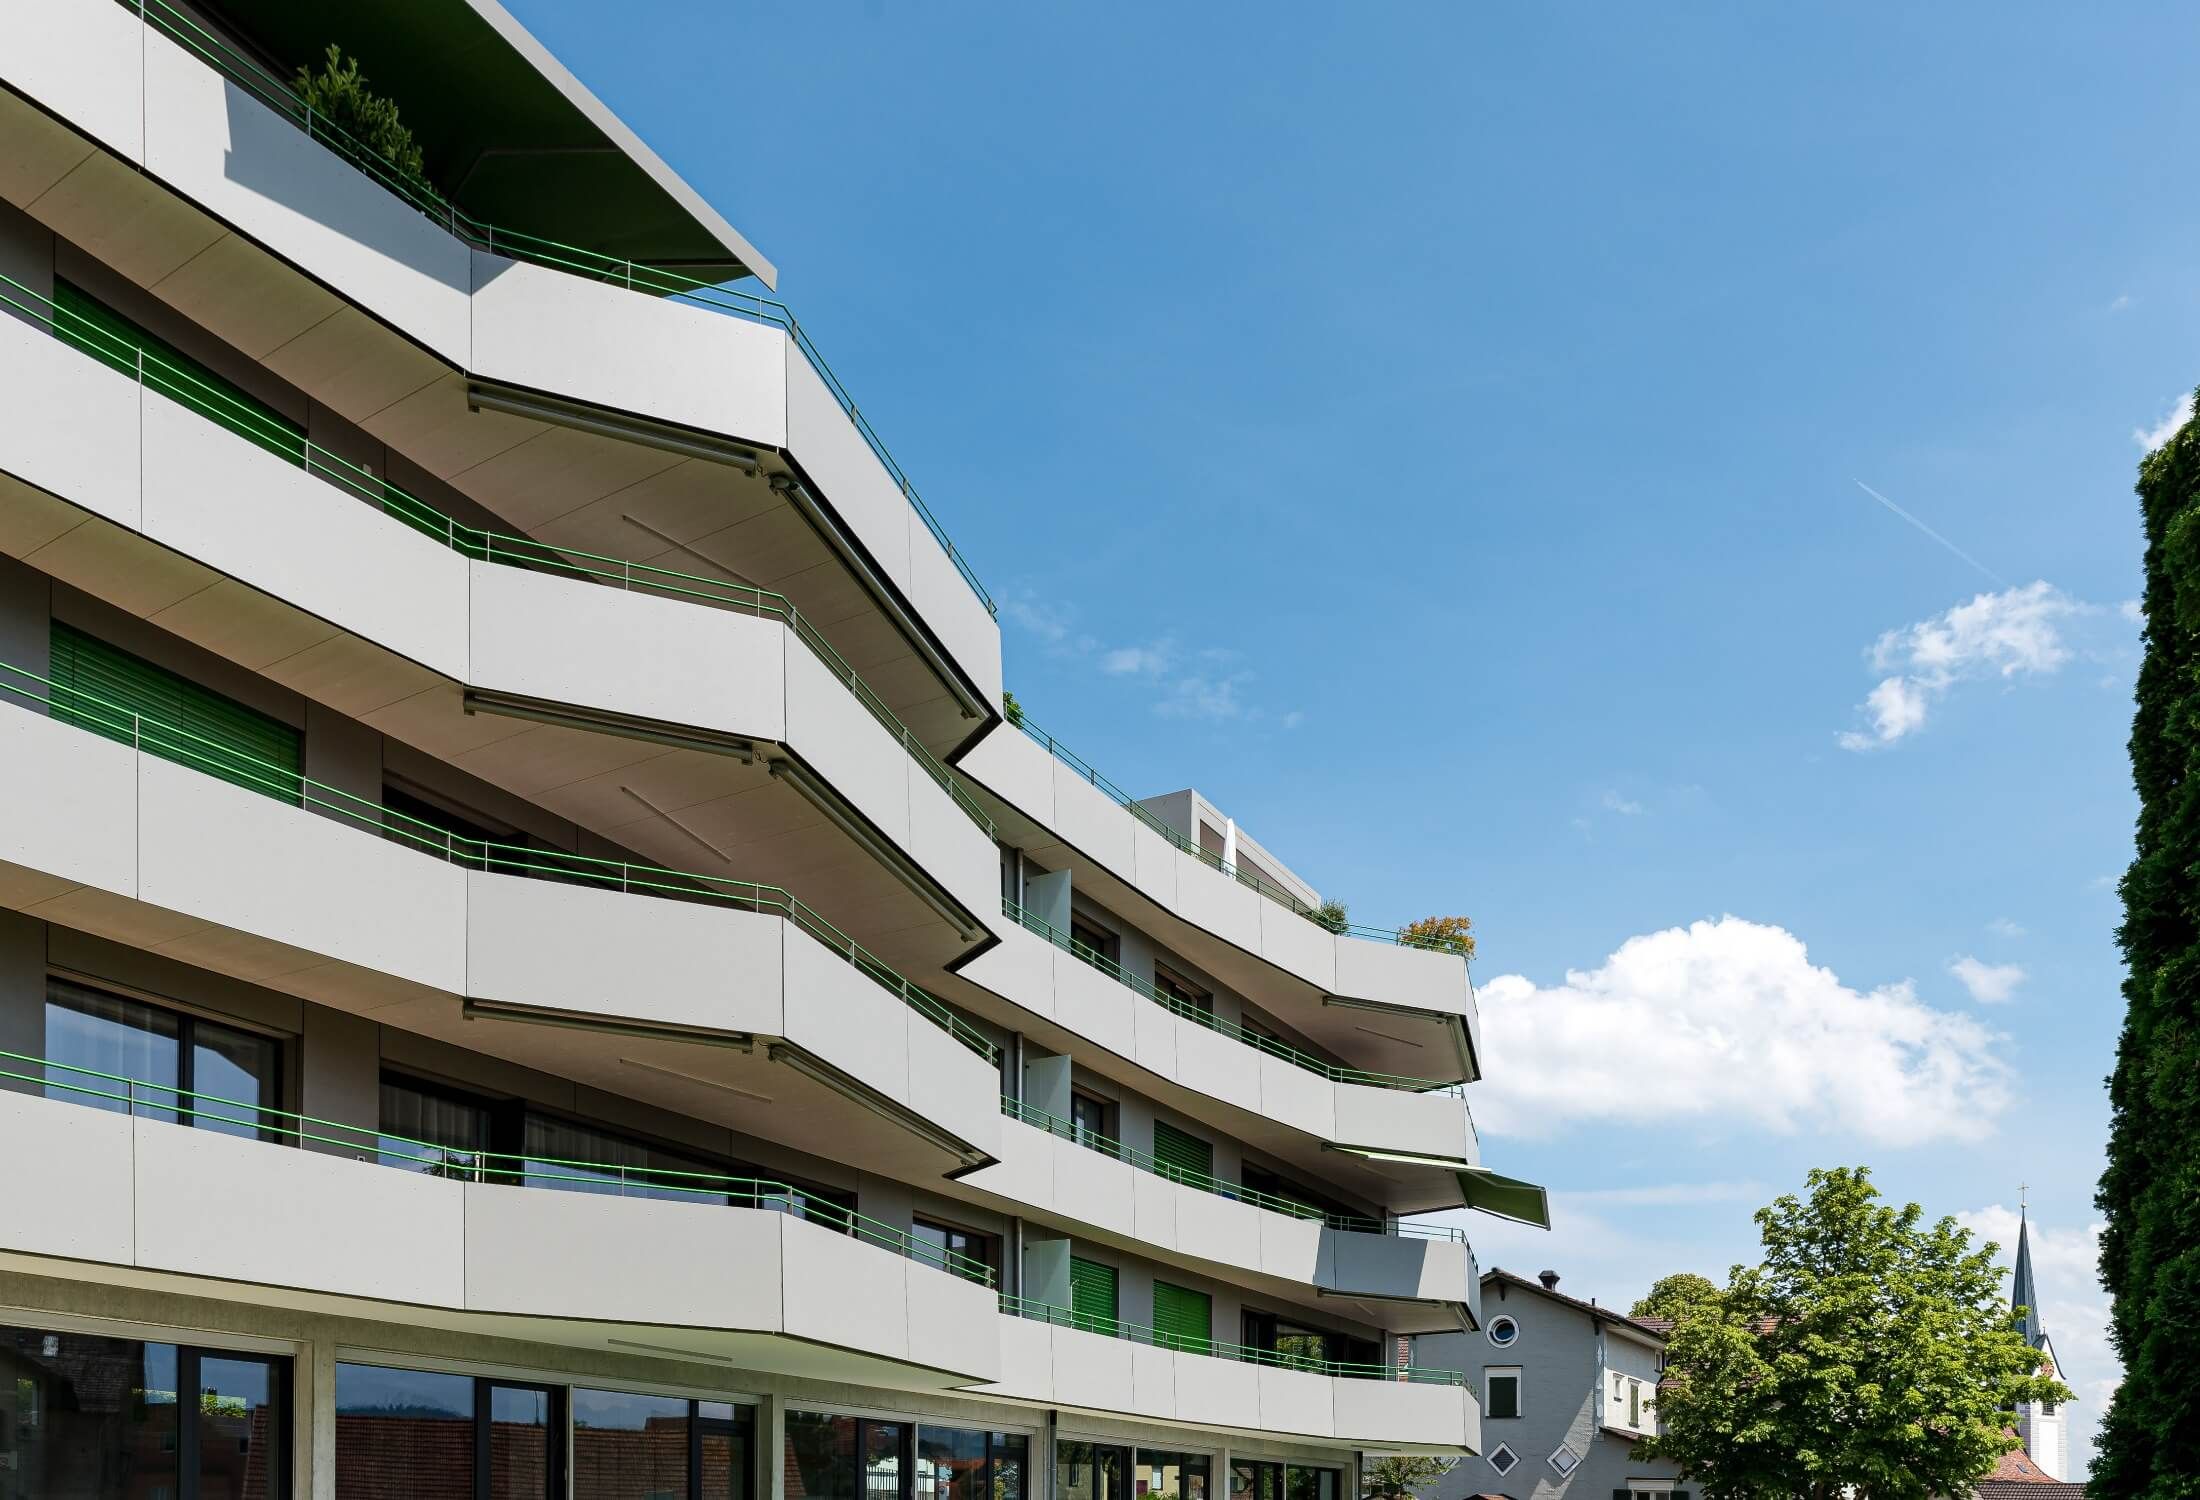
<box><xmin>1852</xmin><ymin>480</ymin><xmax>2006</xmax><ymax>587</ymax></box>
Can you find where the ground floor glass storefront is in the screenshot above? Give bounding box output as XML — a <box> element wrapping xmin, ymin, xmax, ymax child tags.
<box><xmin>1059</xmin><ymin>1442</ymin><xmax>1219</xmax><ymax>1500</ymax></box>
<box><xmin>1229</xmin><ymin>1460</ymin><xmax>1339</xmax><ymax>1500</ymax></box>
<box><xmin>0</xmin><ymin>1322</ymin><xmax>289</xmax><ymax>1500</ymax></box>
<box><xmin>784</xmin><ymin>1413</ymin><xmax>1025</xmax><ymax>1500</ymax></box>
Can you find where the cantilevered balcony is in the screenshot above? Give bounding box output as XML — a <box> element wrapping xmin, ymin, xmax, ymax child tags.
<box><xmin>0</xmin><ymin>283</ymin><xmax>1001</xmax><ymax>967</ymax></box>
<box><xmin>981</xmin><ymin>1296</ymin><xmax>1477</xmax><ymax>1451</ymax></box>
<box><xmin>0</xmin><ymin>672</ymin><xmax>1003</xmax><ymax>1174</ymax></box>
<box><xmin>0</xmin><ymin>0</ymin><xmax>1001</xmax><ymax>733</ymax></box>
<box><xmin>0</xmin><ymin>1077</ymin><xmax>999</xmax><ymax>1388</ymax></box>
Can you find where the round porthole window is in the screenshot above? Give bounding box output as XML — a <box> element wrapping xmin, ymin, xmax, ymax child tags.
<box><xmin>1487</xmin><ymin>1315</ymin><xmax>1519</xmax><ymax>1347</ymax></box>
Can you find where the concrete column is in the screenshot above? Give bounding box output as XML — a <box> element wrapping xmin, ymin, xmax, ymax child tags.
<box><xmin>758</xmin><ymin>1392</ymin><xmax>787</xmax><ymax>1500</ymax></box>
<box><xmin>305</xmin><ymin>1319</ymin><xmax>337</xmax><ymax>1500</ymax></box>
<box><xmin>0</xmin><ymin>910</ymin><xmax>44</xmax><ymax>1094</ymax></box>
<box><xmin>298</xmin><ymin>1004</ymin><xmax>380</xmax><ymax>1155</ymax></box>
<box><xmin>0</xmin><ymin>197</ymin><xmax>55</xmax><ymax>332</ymax></box>
<box><xmin>0</xmin><ymin>554</ymin><xmax>52</xmax><ymax>698</ymax></box>
<box><xmin>302</xmin><ymin>704</ymin><xmax>383</xmax><ymax>826</ymax></box>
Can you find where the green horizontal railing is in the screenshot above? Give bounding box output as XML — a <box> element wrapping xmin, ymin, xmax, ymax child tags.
<box><xmin>120</xmin><ymin>0</ymin><xmax>995</xmax><ymax>621</ymax></box>
<box><xmin>0</xmin><ymin>662</ymin><xmax>997</xmax><ymax>1066</ymax></box>
<box><xmin>997</xmin><ymin>1096</ymin><xmax>1465</xmax><ymax>1245</ymax></box>
<box><xmin>5</xmin><ymin>1050</ymin><xmax>993</xmax><ymax>1283</ymax></box>
<box><xmin>996</xmin><ymin>1294</ymin><xmax>1463</xmax><ymax>1385</ymax></box>
<box><xmin>1001</xmin><ymin>899</ymin><xmax>1462</xmax><ymax>1096</ymax></box>
<box><xmin>0</xmin><ymin>270</ymin><xmax>993</xmax><ymax>842</ymax></box>
<box><xmin>1011</xmin><ymin>715</ymin><xmax>1467</xmax><ymax>953</ymax></box>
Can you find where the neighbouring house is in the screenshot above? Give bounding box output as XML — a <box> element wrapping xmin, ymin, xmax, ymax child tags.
<box><xmin>1411</xmin><ymin>1271</ymin><xmax>1690</xmax><ymax>1500</ymax></box>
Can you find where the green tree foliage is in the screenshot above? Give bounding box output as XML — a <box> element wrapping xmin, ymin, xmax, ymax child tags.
<box><xmin>1629</xmin><ymin>1271</ymin><xmax>1723</xmax><ymax>1323</ymax></box>
<box><xmin>2095</xmin><ymin>386</ymin><xmax>2200</xmax><ymax>1499</ymax></box>
<box><xmin>1309</xmin><ymin>899</ymin><xmax>1349</xmax><ymax>934</ymax></box>
<box><xmin>1358</xmin><ymin>1456</ymin><xmax>1450</xmax><ymax>1500</ymax></box>
<box><xmin>1398</xmin><ymin>914</ymin><xmax>1476</xmax><ymax>959</ymax></box>
<box><xmin>1002</xmin><ymin>689</ymin><xmax>1025</xmax><ymax>727</ymax></box>
<box><xmin>293</xmin><ymin>44</ymin><xmax>430</xmax><ymax>194</ymax></box>
<box><xmin>1643</xmin><ymin>1167</ymin><xmax>2069</xmax><ymax>1500</ymax></box>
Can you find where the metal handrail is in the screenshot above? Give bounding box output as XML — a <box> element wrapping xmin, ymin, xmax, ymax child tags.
<box><xmin>0</xmin><ymin>662</ymin><xmax>997</xmax><ymax>1065</ymax></box>
<box><xmin>0</xmin><ymin>271</ymin><xmax>994</xmax><ymax>842</ymax></box>
<box><xmin>118</xmin><ymin>0</ymin><xmax>995</xmax><ymax>619</ymax></box>
<box><xmin>1010</xmin><ymin>716</ymin><xmax>1471</xmax><ymax>954</ymax></box>
<box><xmin>995</xmin><ymin>1294</ymin><xmax>1463</xmax><ymax>1385</ymax></box>
<box><xmin>1000</xmin><ymin>899</ymin><xmax>1462</xmax><ymax>1096</ymax></box>
<box><xmin>3</xmin><ymin>1050</ymin><xmax>993</xmax><ymax>1282</ymax></box>
<box><xmin>997</xmin><ymin>1096</ymin><xmax>1466</xmax><ymax>1244</ymax></box>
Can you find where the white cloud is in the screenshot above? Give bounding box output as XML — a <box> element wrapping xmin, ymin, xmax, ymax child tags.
<box><xmin>1565</xmin><ymin>1180</ymin><xmax>1767</xmax><ymax>1208</ymax></box>
<box><xmin>2109</xmin><ymin>294</ymin><xmax>2134</xmax><ymax>312</ymax></box>
<box><xmin>1989</xmin><ymin>917</ymin><xmax>2026</xmax><ymax>939</ymax></box>
<box><xmin>2136</xmin><ymin>392</ymin><xmax>2193</xmax><ymax>452</ymax></box>
<box><xmin>1002</xmin><ymin>595</ymin><xmax>1072</xmax><ymax>645</ymax></box>
<box><xmin>1839</xmin><ymin>582</ymin><xmax>2088</xmax><ymax>749</ymax></box>
<box><xmin>1601</xmin><ymin>790</ymin><xmax>1645</xmax><ymax>816</ymax></box>
<box><xmin>2120</xmin><ymin>598</ymin><xmax>2143</xmax><ymax>625</ymax></box>
<box><xmin>1950</xmin><ymin>954</ymin><xmax>2027</xmax><ymax>1004</ymax></box>
<box><xmin>1280</xmin><ymin>710</ymin><xmax>1305</xmax><ymax>731</ymax></box>
<box><xmin>1957</xmin><ymin>1206</ymin><xmax>2116</xmax><ymax>1475</ymax></box>
<box><xmin>1100</xmin><ymin>642</ymin><xmax>1172</xmax><ymax>677</ymax></box>
<box><xmin>1472</xmin><ymin>916</ymin><xmax>2012</xmax><ymax>1145</ymax></box>
<box><xmin>1155</xmin><ymin>672</ymin><xmax>1249</xmax><ymax>722</ymax></box>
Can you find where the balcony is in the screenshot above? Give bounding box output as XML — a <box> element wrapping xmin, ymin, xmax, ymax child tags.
<box><xmin>961</xmin><ymin>719</ymin><xmax>1483</xmax><ymax>1079</ymax></box>
<box><xmin>0</xmin><ymin>0</ymin><xmax>1002</xmax><ymax>726</ymax></box>
<box><xmin>0</xmin><ymin>671</ymin><xmax>1003</xmax><ymax>1170</ymax></box>
<box><xmin>0</xmin><ymin>284</ymin><xmax>1003</xmax><ymax>953</ymax></box>
<box><xmin>0</xmin><ymin>1075</ymin><xmax>999</xmax><ymax>1386</ymax></box>
<box><xmin>960</xmin><ymin>1107</ymin><xmax>1478</xmax><ymax>1334</ymax></box>
<box><xmin>981</xmin><ymin>1297</ymin><xmax>1477</xmax><ymax>1451</ymax></box>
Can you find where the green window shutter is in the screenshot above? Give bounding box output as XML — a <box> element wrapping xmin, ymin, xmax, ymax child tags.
<box><xmin>50</xmin><ymin>624</ymin><xmax>302</xmax><ymax>805</ymax></box>
<box><xmin>1152</xmin><ymin>1280</ymin><xmax>1212</xmax><ymax>1355</ymax></box>
<box><xmin>1068</xmin><ymin>1257</ymin><xmax>1118</xmax><ymax>1337</ymax></box>
<box><xmin>50</xmin><ymin>281</ymin><xmax>306</xmax><ymax>467</ymax></box>
<box><xmin>1151</xmin><ymin>1120</ymin><xmax>1213</xmax><ymax>1187</ymax></box>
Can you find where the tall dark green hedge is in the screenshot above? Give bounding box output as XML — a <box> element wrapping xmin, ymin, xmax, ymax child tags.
<box><xmin>2095</xmin><ymin>386</ymin><xmax>2200</xmax><ymax>1498</ymax></box>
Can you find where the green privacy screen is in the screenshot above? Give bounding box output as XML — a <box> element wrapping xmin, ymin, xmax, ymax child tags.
<box><xmin>50</xmin><ymin>623</ymin><xmax>303</xmax><ymax>805</ymax></box>
<box><xmin>1152</xmin><ymin>1280</ymin><xmax>1212</xmax><ymax>1355</ymax></box>
<box><xmin>1152</xmin><ymin>1120</ymin><xmax>1214</xmax><ymax>1185</ymax></box>
<box><xmin>1069</xmin><ymin>1257</ymin><xmax>1119</xmax><ymax>1336</ymax></box>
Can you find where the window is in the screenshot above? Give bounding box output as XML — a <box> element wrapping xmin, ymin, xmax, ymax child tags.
<box><xmin>1056</xmin><ymin>1442</ymin><xmax>1129</xmax><ymax>1500</ymax></box>
<box><xmin>1150</xmin><ymin>1121</ymin><xmax>1214</xmax><ymax>1187</ymax></box>
<box><xmin>1</xmin><ymin>1324</ymin><xmax>289</xmax><ymax>1500</ymax></box>
<box><xmin>1151</xmin><ymin>1282</ymin><xmax>1213</xmax><ymax>1355</ymax></box>
<box><xmin>1283</xmin><ymin>1468</ymin><xmax>1337</xmax><ymax>1500</ymax></box>
<box><xmin>1070</xmin><ymin>1092</ymin><xmax>1114</xmax><ymax>1152</ymax></box>
<box><xmin>1151</xmin><ymin>965</ymin><xmax>1212</xmax><ymax>1017</ymax></box>
<box><xmin>1069</xmin><ymin>918</ymin><xmax>1119</xmax><ymax>970</ymax></box>
<box><xmin>50</xmin><ymin>623</ymin><xmax>303</xmax><ymax>804</ymax></box>
<box><xmin>1485</xmin><ymin>1445</ymin><xmax>1517</xmax><ymax>1477</ymax></box>
<box><xmin>1546</xmin><ymin>1444</ymin><xmax>1578</xmax><ymax>1477</ymax></box>
<box><xmin>573</xmin><ymin>1390</ymin><xmax>755</xmax><ymax>1500</ymax></box>
<box><xmin>915</xmin><ymin>1428</ymin><xmax>1023</xmax><ymax>1500</ymax></box>
<box><xmin>46</xmin><ymin>977</ymin><xmax>281</xmax><ymax>1140</ymax></box>
<box><xmin>1135</xmin><ymin>1449</ymin><xmax>1209</xmax><ymax>1500</ymax></box>
<box><xmin>378</xmin><ymin>1073</ymin><xmax>495</xmax><ymax>1178</ymax></box>
<box><xmin>785</xmin><ymin>1412</ymin><xmax>905</xmax><ymax>1500</ymax></box>
<box><xmin>1629</xmin><ymin>1377</ymin><xmax>1643</xmax><ymax>1429</ymax></box>
<box><xmin>912</xmin><ymin>1218</ymin><xmax>997</xmax><ymax>1284</ymax></box>
<box><xmin>334</xmin><ymin>1364</ymin><xmax>560</xmax><ymax>1500</ymax></box>
<box><xmin>1486</xmin><ymin>1315</ymin><xmax>1519</xmax><ymax>1348</ymax></box>
<box><xmin>1239</xmin><ymin>1312</ymin><xmax>1377</xmax><ymax>1371</ymax></box>
<box><xmin>1484</xmin><ymin>1367</ymin><xmax>1521</xmax><ymax>1420</ymax></box>
<box><xmin>1069</xmin><ymin>1258</ymin><xmax>1120</xmax><ymax>1337</ymax></box>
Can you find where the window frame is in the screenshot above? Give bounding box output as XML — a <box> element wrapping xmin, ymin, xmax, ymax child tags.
<box><xmin>1485</xmin><ymin>1314</ymin><xmax>1520</xmax><ymax>1348</ymax></box>
<box><xmin>911</xmin><ymin>1215</ymin><xmax>999</xmax><ymax>1283</ymax></box>
<box><xmin>1484</xmin><ymin>1366</ymin><xmax>1522</xmax><ymax>1421</ymax></box>
<box><xmin>45</xmin><ymin>972</ymin><xmax>285</xmax><ymax>1140</ymax></box>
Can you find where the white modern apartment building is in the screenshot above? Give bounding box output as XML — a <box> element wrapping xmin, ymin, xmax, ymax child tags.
<box><xmin>0</xmin><ymin>4</ymin><xmax>1546</xmax><ymax>1499</ymax></box>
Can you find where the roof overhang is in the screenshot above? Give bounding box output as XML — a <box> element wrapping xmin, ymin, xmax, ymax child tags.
<box><xmin>1321</xmin><ymin>1147</ymin><xmax>1551</xmax><ymax>1228</ymax></box>
<box><xmin>202</xmin><ymin>0</ymin><xmax>776</xmax><ymax>287</ymax></box>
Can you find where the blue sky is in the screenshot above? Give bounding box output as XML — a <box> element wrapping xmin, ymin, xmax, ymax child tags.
<box><xmin>509</xmin><ymin>0</ymin><xmax>2197</xmax><ymax>1468</ymax></box>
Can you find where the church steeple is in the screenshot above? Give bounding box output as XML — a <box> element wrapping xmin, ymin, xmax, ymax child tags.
<box><xmin>2012</xmin><ymin>1200</ymin><xmax>2047</xmax><ymax>1349</ymax></box>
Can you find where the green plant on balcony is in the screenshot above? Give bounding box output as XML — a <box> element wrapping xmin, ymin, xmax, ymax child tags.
<box><xmin>293</xmin><ymin>44</ymin><xmax>431</xmax><ymax>196</ymax></box>
<box><xmin>1002</xmin><ymin>688</ymin><xmax>1025</xmax><ymax>727</ymax></box>
<box><xmin>1308</xmin><ymin>898</ymin><xmax>1349</xmax><ymax>934</ymax></box>
<box><xmin>1398</xmin><ymin>913</ymin><xmax>1476</xmax><ymax>958</ymax></box>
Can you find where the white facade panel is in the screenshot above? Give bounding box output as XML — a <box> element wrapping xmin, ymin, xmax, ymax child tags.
<box><xmin>462</xmin><ymin>1184</ymin><xmax>785</xmax><ymax>1332</ymax></box>
<box><xmin>958</xmin><ymin>722</ymin><xmax>1056</xmax><ymax>826</ymax></box>
<box><xmin>1332</xmin><ymin>1377</ymin><xmax>1474</xmax><ymax>1449</ymax></box>
<box><xmin>0</xmin><ymin>707</ymin><xmax>139</xmax><ymax>899</ymax></box>
<box><xmin>961</xmin><ymin>1117</ymin><xmax>1055</xmax><ymax>1218</ymax></box>
<box><xmin>1334</xmin><ymin>1085</ymin><xmax>1472</xmax><ymax>1164</ymax></box>
<box><xmin>783</xmin><ymin>345</ymin><xmax>910</xmax><ymax>591</ymax></box>
<box><xmin>0</xmin><ymin>308</ymin><xmax>143</xmax><ymax>532</ymax></box>
<box><xmin>1130</xmin><ymin>1343</ymin><xmax>1176</xmax><ymax>1419</ymax></box>
<box><xmin>140</xmin><ymin>394</ymin><xmax>470</xmax><ymax>678</ymax></box>
<box><xmin>1052</xmin><ymin>1132</ymin><xmax>1137</xmax><ymax>1239</ymax></box>
<box><xmin>132</xmin><ymin>1116</ymin><xmax>466</xmax><ymax>1306</ymax></box>
<box><xmin>904</xmin><ymin>756</ymin><xmax>1002</xmax><ymax>933</ymax></box>
<box><xmin>471</xmin><ymin>253</ymin><xmax>786</xmax><ymax>449</ymax></box>
<box><xmin>903</xmin><ymin>1001</ymin><xmax>1003</xmax><ymax>1158</ymax></box>
<box><xmin>1171</xmin><ymin>853</ymin><xmax>1263</xmax><ymax>955</ymax></box>
<box><xmin>1173</xmin><ymin>1018</ymin><xmax>1261</xmax><ymax>1116</ymax></box>
<box><xmin>140</xmin><ymin>28</ymin><xmax>470</xmax><ymax>364</ymax></box>
<box><xmin>1257</xmin><ymin>1210</ymin><xmax>1325</xmax><ymax>1283</ymax></box>
<box><xmin>1257</xmin><ymin>897</ymin><xmax>1336</xmax><ymax>993</ymax></box>
<box><xmin>0</xmin><ymin>1090</ymin><xmax>136</xmax><ymax>1264</ymax></box>
<box><xmin>782</xmin><ymin>623</ymin><xmax>907</xmax><ymax>839</ymax></box>
<box><xmin>778</xmin><ymin>919</ymin><xmax>912</xmax><ymax>1109</ymax></box>
<box><xmin>1051</xmin><ymin>1323</ymin><xmax>1137</xmax><ymax>1415</ymax></box>
<box><xmin>467</xmin><ymin>561</ymin><xmax>787</xmax><ymax>744</ymax></box>
<box><xmin>900</xmin><ymin>505</ymin><xmax>1003</xmax><ymax>709</ymax></box>
<box><xmin>901</xmin><ymin>1260</ymin><xmax>1002</xmax><ymax>1382</ymax></box>
<box><xmin>1171</xmin><ymin>1353</ymin><xmax>1261</xmax><ymax>1431</ymax></box>
<box><xmin>4</xmin><ymin>0</ymin><xmax>145</xmax><ymax>165</ymax></box>
<box><xmin>1129</xmin><ymin>1166</ymin><xmax>1178</xmax><ymax>1249</ymax></box>
<box><xmin>780</xmin><ymin>1213</ymin><xmax>909</xmax><ymax>1361</ymax></box>
<box><xmin>463</xmin><ymin>871</ymin><xmax>783</xmax><ymax>1038</ymax></box>
<box><xmin>1127</xmin><ymin>820</ymin><xmax>1181</xmax><ymax>913</ymax></box>
<box><xmin>1129</xmin><ymin>997</ymin><xmax>1178</xmax><ymax>1081</ymax></box>
<box><xmin>1173</xmin><ymin>1189</ymin><xmax>1263</xmax><ymax>1271</ymax></box>
<box><xmin>1050</xmin><ymin>761</ymin><xmax>1137</xmax><ymax>878</ymax></box>
<box><xmin>1333</xmin><ymin>934</ymin><xmax>1468</xmax><ymax>1018</ymax></box>
<box><xmin>1257</xmin><ymin>1367</ymin><xmax>1335</xmax><ymax>1439</ymax></box>
<box><xmin>135</xmin><ymin>755</ymin><xmax>468</xmax><ymax>992</ymax></box>
<box><xmin>1254</xmin><ymin>1053</ymin><xmax>1335</xmax><ymax>1141</ymax></box>
<box><xmin>1050</xmin><ymin>947</ymin><xmax>1138</xmax><ymax>1064</ymax></box>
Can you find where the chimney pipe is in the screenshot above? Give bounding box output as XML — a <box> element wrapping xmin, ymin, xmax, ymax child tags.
<box><xmin>1538</xmin><ymin>1270</ymin><xmax>1560</xmax><ymax>1291</ymax></box>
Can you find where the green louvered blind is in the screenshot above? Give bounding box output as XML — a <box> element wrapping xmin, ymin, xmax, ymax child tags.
<box><xmin>50</xmin><ymin>624</ymin><xmax>302</xmax><ymax>805</ymax></box>
<box><xmin>1069</xmin><ymin>1257</ymin><xmax>1118</xmax><ymax>1337</ymax></box>
<box><xmin>1152</xmin><ymin>1120</ymin><xmax>1214</xmax><ymax>1186</ymax></box>
<box><xmin>1152</xmin><ymin>1280</ymin><xmax>1212</xmax><ymax>1355</ymax></box>
<box><xmin>51</xmin><ymin>280</ymin><xmax>307</xmax><ymax>466</ymax></box>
